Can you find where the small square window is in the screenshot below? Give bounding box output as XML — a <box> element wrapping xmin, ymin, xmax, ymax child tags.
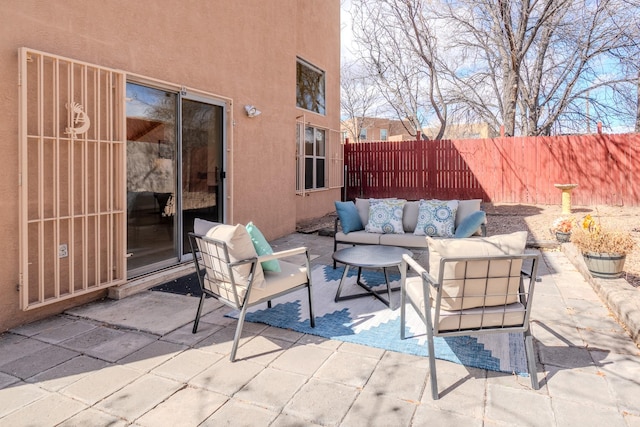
<box><xmin>296</xmin><ymin>59</ymin><xmax>326</xmax><ymax>115</ymax></box>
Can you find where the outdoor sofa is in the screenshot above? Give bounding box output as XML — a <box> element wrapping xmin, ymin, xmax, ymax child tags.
<box><xmin>333</xmin><ymin>198</ymin><xmax>487</xmax><ymax>259</ymax></box>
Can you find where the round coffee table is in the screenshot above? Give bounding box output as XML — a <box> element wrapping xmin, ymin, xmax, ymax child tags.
<box><xmin>332</xmin><ymin>245</ymin><xmax>413</xmax><ymax>309</ymax></box>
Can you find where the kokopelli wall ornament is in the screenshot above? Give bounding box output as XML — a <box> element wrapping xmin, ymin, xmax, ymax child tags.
<box><xmin>65</xmin><ymin>102</ymin><xmax>91</xmax><ymax>137</ymax></box>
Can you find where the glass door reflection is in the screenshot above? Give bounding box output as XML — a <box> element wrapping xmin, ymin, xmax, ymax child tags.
<box><xmin>181</xmin><ymin>98</ymin><xmax>224</xmax><ymax>254</ymax></box>
<box><xmin>126</xmin><ymin>83</ymin><xmax>177</xmax><ymax>275</ymax></box>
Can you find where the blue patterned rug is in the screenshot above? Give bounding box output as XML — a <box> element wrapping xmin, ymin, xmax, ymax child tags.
<box><xmin>229</xmin><ymin>264</ymin><xmax>529</xmax><ymax>375</ymax></box>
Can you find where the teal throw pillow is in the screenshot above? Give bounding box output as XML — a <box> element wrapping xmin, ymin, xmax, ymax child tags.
<box><xmin>335</xmin><ymin>201</ymin><xmax>364</xmax><ymax>234</ymax></box>
<box><xmin>454</xmin><ymin>210</ymin><xmax>487</xmax><ymax>238</ymax></box>
<box><xmin>246</xmin><ymin>222</ymin><xmax>281</xmax><ymax>272</ymax></box>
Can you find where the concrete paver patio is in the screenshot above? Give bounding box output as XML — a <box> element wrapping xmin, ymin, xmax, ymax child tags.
<box><xmin>1</xmin><ymin>232</ymin><xmax>639</xmax><ymax>426</ymax></box>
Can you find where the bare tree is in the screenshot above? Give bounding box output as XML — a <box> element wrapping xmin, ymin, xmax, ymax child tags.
<box><xmin>518</xmin><ymin>0</ymin><xmax>640</xmax><ymax>135</ymax></box>
<box><xmin>604</xmin><ymin>6</ymin><xmax>640</xmax><ymax>133</ymax></box>
<box><xmin>351</xmin><ymin>0</ymin><xmax>448</xmax><ymax>139</ymax></box>
<box><xmin>340</xmin><ymin>61</ymin><xmax>383</xmax><ymax>142</ymax></box>
<box><xmin>441</xmin><ymin>0</ymin><xmax>572</xmax><ymax>136</ymax></box>
<box><xmin>637</xmin><ymin>72</ymin><xmax>640</xmax><ymax>132</ymax></box>
<box><xmin>347</xmin><ymin>0</ymin><xmax>640</xmax><ymax>137</ymax></box>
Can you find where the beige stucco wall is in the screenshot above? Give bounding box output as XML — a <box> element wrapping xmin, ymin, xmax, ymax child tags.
<box><xmin>0</xmin><ymin>0</ymin><xmax>340</xmax><ymax>332</ymax></box>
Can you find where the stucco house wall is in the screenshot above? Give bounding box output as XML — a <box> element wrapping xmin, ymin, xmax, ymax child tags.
<box><xmin>0</xmin><ymin>0</ymin><xmax>340</xmax><ymax>331</ymax></box>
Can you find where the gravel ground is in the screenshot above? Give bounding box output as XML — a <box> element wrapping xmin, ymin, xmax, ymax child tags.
<box><xmin>482</xmin><ymin>203</ymin><xmax>640</xmax><ymax>288</ymax></box>
<box><xmin>298</xmin><ymin>202</ymin><xmax>640</xmax><ymax>288</ymax></box>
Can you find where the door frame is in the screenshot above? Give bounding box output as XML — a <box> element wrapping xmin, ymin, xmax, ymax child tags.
<box><xmin>178</xmin><ymin>92</ymin><xmax>228</xmax><ymax>257</ymax></box>
<box><xmin>125</xmin><ymin>76</ymin><xmax>231</xmax><ymax>278</ymax></box>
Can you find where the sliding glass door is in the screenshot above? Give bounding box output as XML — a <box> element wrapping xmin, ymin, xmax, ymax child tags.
<box><xmin>126</xmin><ymin>83</ymin><xmax>224</xmax><ymax>277</ymax></box>
<box><xmin>180</xmin><ymin>98</ymin><xmax>224</xmax><ymax>254</ymax></box>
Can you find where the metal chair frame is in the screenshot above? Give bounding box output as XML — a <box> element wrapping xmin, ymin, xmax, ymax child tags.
<box><xmin>188</xmin><ymin>232</ymin><xmax>315</xmax><ymax>361</ymax></box>
<box><xmin>400</xmin><ymin>253</ymin><xmax>540</xmax><ymax>399</ymax></box>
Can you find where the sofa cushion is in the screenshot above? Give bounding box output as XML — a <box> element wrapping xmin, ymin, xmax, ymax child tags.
<box><xmin>380</xmin><ymin>233</ymin><xmax>429</xmax><ymax>248</ymax></box>
<box><xmin>365</xmin><ymin>199</ymin><xmax>406</xmax><ymax>234</ymax></box>
<box><xmin>427</xmin><ymin>231</ymin><xmax>527</xmax><ymax>310</ymax></box>
<box><xmin>403</xmin><ymin>200</ymin><xmax>420</xmax><ymax>232</ymax></box>
<box><xmin>455</xmin><ymin>199</ymin><xmax>483</xmax><ymax>235</ymax></box>
<box><xmin>335</xmin><ymin>230</ymin><xmax>381</xmax><ymax>245</ymax></box>
<box><xmin>454</xmin><ymin>210</ymin><xmax>487</xmax><ymax>238</ymax></box>
<box><xmin>335</xmin><ymin>201</ymin><xmax>364</xmax><ymax>234</ymax></box>
<box><xmin>414</xmin><ymin>199</ymin><xmax>459</xmax><ymax>237</ymax></box>
<box><xmin>246</xmin><ymin>221</ymin><xmax>281</xmax><ymax>272</ymax></box>
<box><xmin>355</xmin><ymin>198</ymin><xmax>370</xmax><ymax>227</ymax></box>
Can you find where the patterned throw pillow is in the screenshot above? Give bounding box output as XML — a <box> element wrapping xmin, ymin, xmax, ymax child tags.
<box><xmin>414</xmin><ymin>199</ymin><xmax>459</xmax><ymax>237</ymax></box>
<box><xmin>365</xmin><ymin>198</ymin><xmax>406</xmax><ymax>234</ymax></box>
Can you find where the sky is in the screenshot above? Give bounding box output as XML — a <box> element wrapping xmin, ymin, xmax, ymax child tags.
<box><xmin>337</xmin><ymin>0</ymin><xmax>636</xmax><ymax>134</ymax></box>
<box><xmin>340</xmin><ymin>0</ymin><xmax>356</xmax><ymax>62</ymax></box>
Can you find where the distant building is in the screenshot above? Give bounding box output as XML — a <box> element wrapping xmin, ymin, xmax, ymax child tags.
<box><xmin>341</xmin><ymin>117</ymin><xmax>414</xmax><ymax>142</ymax></box>
<box><xmin>422</xmin><ymin>122</ymin><xmax>498</xmax><ymax>140</ymax></box>
<box><xmin>342</xmin><ymin>117</ymin><xmax>497</xmax><ymax>142</ymax></box>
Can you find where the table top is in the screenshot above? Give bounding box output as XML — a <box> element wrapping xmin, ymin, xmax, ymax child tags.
<box><xmin>332</xmin><ymin>245</ymin><xmax>413</xmax><ymax>268</ymax></box>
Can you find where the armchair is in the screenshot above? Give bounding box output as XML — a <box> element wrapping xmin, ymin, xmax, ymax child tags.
<box><xmin>188</xmin><ymin>226</ymin><xmax>315</xmax><ymax>361</ymax></box>
<box><xmin>400</xmin><ymin>250</ymin><xmax>540</xmax><ymax>399</ymax></box>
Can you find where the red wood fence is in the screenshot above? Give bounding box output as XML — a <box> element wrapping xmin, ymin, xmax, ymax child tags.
<box><xmin>344</xmin><ymin>133</ymin><xmax>640</xmax><ymax>206</ymax></box>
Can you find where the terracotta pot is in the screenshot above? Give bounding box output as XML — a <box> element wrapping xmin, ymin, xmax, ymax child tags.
<box><xmin>582</xmin><ymin>252</ymin><xmax>626</xmax><ymax>279</ymax></box>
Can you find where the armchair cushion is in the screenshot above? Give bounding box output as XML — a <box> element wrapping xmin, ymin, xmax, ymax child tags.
<box><xmin>427</xmin><ymin>231</ymin><xmax>528</xmax><ymax>310</ymax></box>
<box><xmin>206</xmin><ymin>223</ymin><xmax>266</xmax><ymax>289</ymax></box>
<box><xmin>414</xmin><ymin>199</ymin><xmax>459</xmax><ymax>237</ymax></box>
<box><xmin>246</xmin><ymin>222</ymin><xmax>281</xmax><ymax>272</ymax></box>
<box><xmin>335</xmin><ymin>201</ymin><xmax>364</xmax><ymax>234</ymax></box>
<box><xmin>194</xmin><ymin>218</ymin><xmax>221</xmax><ymax>235</ymax></box>
<box><xmin>403</xmin><ymin>276</ymin><xmax>526</xmax><ymax>330</ymax></box>
<box><xmin>454</xmin><ymin>210</ymin><xmax>487</xmax><ymax>238</ymax></box>
<box><xmin>251</xmin><ymin>260</ymin><xmax>308</xmax><ymax>304</ymax></box>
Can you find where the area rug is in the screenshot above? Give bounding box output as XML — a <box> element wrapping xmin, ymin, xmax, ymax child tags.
<box><xmin>229</xmin><ymin>264</ymin><xmax>530</xmax><ymax>376</ymax></box>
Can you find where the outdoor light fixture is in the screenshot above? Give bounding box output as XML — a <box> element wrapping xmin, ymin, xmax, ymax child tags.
<box><xmin>244</xmin><ymin>105</ymin><xmax>261</xmax><ymax>118</ymax></box>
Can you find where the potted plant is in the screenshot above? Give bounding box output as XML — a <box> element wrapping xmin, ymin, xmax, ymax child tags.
<box><xmin>570</xmin><ymin>214</ymin><xmax>635</xmax><ymax>279</ymax></box>
<box><xmin>551</xmin><ymin>217</ymin><xmax>574</xmax><ymax>243</ymax></box>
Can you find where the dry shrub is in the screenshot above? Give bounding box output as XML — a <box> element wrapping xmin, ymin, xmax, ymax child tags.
<box><xmin>571</xmin><ymin>214</ymin><xmax>636</xmax><ymax>255</ymax></box>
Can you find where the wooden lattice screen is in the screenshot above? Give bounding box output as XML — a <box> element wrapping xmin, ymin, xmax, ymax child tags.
<box><xmin>18</xmin><ymin>48</ymin><xmax>126</xmax><ymax>310</ymax></box>
<box><xmin>328</xmin><ymin>128</ymin><xmax>344</xmax><ymax>189</ymax></box>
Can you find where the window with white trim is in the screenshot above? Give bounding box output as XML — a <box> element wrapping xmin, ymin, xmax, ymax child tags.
<box><xmin>296</xmin><ymin>125</ymin><xmax>326</xmax><ymax>190</ymax></box>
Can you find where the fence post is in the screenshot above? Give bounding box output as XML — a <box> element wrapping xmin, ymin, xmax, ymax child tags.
<box><xmin>427</xmin><ymin>138</ymin><xmax>436</xmax><ymax>194</ymax></box>
<box><xmin>343</xmin><ymin>165</ymin><xmax>347</xmax><ymax>201</ymax></box>
<box><xmin>417</xmin><ymin>139</ymin><xmax>424</xmax><ymax>195</ymax></box>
